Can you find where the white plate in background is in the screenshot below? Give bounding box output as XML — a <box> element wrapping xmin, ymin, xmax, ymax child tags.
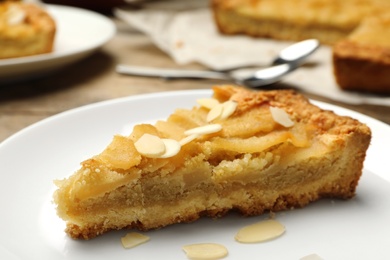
<box><xmin>0</xmin><ymin>89</ymin><xmax>389</xmax><ymax>259</ymax></box>
<box><xmin>0</xmin><ymin>4</ymin><xmax>115</xmax><ymax>83</ymax></box>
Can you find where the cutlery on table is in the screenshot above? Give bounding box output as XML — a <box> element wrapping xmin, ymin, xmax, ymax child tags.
<box><xmin>116</xmin><ymin>39</ymin><xmax>319</xmax><ymax>88</ymax></box>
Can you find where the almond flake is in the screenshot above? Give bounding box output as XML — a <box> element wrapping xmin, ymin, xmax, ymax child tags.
<box><xmin>179</xmin><ymin>134</ymin><xmax>199</xmax><ymax>146</ymax></box>
<box><xmin>300</xmin><ymin>254</ymin><xmax>324</xmax><ymax>260</ymax></box>
<box><xmin>184</xmin><ymin>124</ymin><xmax>222</xmax><ymax>136</ymax></box>
<box><xmin>207</xmin><ymin>103</ymin><xmax>223</xmax><ymax>122</ymax></box>
<box><xmin>134</xmin><ymin>134</ymin><xmax>165</xmax><ymax>158</ymax></box>
<box><xmin>6</xmin><ymin>6</ymin><xmax>26</xmax><ymax>25</ymax></box>
<box><xmin>182</xmin><ymin>243</ymin><xmax>228</xmax><ymax>260</ymax></box>
<box><xmin>159</xmin><ymin>139</ymin><xmax>181</xmax><ymax>158</ymax></box>
<box><xmin>235</xmin><ymin>219</ymin><xmax>285</xmax><ymax>243</ymax></box>
<box><xmin>220</xmin><ymin>100</ymin><xmax>237</xmax><ymax>120</ymax></box>
<box><xmin>269</xmin><ymin>106</ymin><xmax>294</xmax><ymax>127</ymax></box>
<box><xmin>197</xmin><ymin>98</ymin><xmax>220</xmax><ymax>109</ymax></box>
<box><xmin>121</xmin><ymin>232</ymin><xmax>150</xmax><ymax>249</ymax></box>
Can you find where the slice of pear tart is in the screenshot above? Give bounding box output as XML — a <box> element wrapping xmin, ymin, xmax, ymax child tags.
<box><xmin>53</xmin><ymin>85</ymin><xmax>371</xmax><ymax>239</ymax></box>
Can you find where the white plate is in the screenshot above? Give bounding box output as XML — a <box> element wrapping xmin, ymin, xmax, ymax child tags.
<box><xmin>0</xmin><ymin>4</ymin><xmax>115</xmax><ymax>83</ymax></box>
<box><xmin>0</xmin><ymin>90</ymin><xmax>389</xmax><ymax>260</ymax></box>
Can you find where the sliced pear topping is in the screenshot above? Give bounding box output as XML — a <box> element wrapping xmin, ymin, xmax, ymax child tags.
<box><xmin>97</xmin><ymin>135</ymin><xmax>141</xmax><ymax>169</ymax></box>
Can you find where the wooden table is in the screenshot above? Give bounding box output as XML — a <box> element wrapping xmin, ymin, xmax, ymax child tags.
<box><xmin>1</xmin><ymin>18</ymin><xmax>389</xmax><ymax>143</ymax></box>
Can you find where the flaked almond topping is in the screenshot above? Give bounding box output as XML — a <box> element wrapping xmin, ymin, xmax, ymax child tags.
<box><xmin>184</xmin><ymin>124</ymin><xmax>222</xmax><ymax>136</ymax></box>
<box><xmin>182</xmin><ymin>243</ymin><xmax>228</xmax><ymax>260</ymax></box>
<box><xmin>235</xmin><ymin>219</ymin><xmax>285</xmax><ymax>243</ymax></box>
<box><xmin>207</xmin><ymin>103</ymin><xmax>224</xmax><ymax>122</ymax></box>
<box><xmin>197</xmin><ymin>98</ymin><xmax>220</xmax><ymax>110</ymax></box>
<box><xmin>159</xmin><ymin>139</ymin><xmax>181</xmax><ymax>158</ymax></box>
<box><xmin>269</xmin><ymin>106</ymin><xmax>294</xmax><ymax>127</ymax></box>
<box><xmin>134</xmin><ymin>133</ymin><xmax>165</xmax><ymax>158</ymax></box>
<box><xmin>179</xmin><ymin>134</ymin><xmax>199</xmax><ymax>146</ymax></box>
<box><xmin>121</xmin><ymin>232</ymin><xmax>150</xmax><ymax>249</ymax></box>
<box><xmin>134</xmin><ymin>134</ymin><xmax>181</xmax><ymax>159</ymax></box>
<box><xmin>220</xmin><ymin>100</ymin><xmax>237</xmax><ymax>120</ymax></box>
<box><xmin>6</xmin><ymin>5</ymin><xmax>26</xmax><ymax>25</ymax></box>
<box><xmin>206</xmin><ymin>100</ymin><xmax>237</xmax><ymax>122</ymax></box>
<box><xmin>300</xmin><ymin>254</ymin><xmax>324</xmax><ymax>260</ymax></box>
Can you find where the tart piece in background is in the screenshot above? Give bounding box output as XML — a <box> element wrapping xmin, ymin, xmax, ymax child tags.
<box><xmin>0</xmin><ymin>1</ymin><xmax>56</xmax><ymax>59</ymax></box>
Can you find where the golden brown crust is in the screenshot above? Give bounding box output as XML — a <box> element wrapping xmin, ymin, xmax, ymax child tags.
<box><xmin>0</xmin><ymin>1</ymin><xmax>56</xmax><ymax>59</ymax></box>
<box><xmin>54</xmin><ymin>86</ymin><xmax>371</xmax><ymax>240</ymax></box>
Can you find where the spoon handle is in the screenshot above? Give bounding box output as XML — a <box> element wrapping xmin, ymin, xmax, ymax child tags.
<box><xmin>116</xmin><ymin>65</ymin><xmax>230</xmax><ymax>80</ymax></box>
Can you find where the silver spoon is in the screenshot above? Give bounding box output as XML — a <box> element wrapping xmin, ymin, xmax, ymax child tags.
<box><xmin>116</xmin><ymin>39</ymin><xmax>319</xmax><ymax>87</ymax></box>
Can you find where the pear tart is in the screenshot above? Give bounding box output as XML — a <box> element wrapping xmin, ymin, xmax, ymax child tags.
<box><xmin>54</xmin><ymin>86</ymin><xmax>371</xmax><ymax>240</ymax></box>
